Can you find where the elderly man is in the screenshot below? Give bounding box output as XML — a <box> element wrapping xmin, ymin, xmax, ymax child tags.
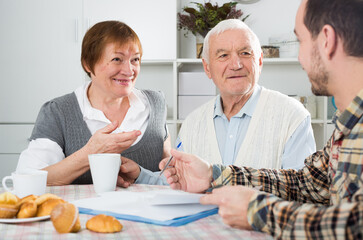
<box><xmin>162</xmin><ymin>0</ymin><xmax>363</xmax><ymax>238</ymax></box>
<box><xmin>117</xmin><ymin>19</ymin><xmax>316</xmax><ymax>186</ymax></box>
<box><xmin>178</xmin><ymin>19</ymin><xmax>315</xmax><ymax>169</ymax></box>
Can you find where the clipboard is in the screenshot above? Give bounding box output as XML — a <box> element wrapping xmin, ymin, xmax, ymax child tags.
<box><xmin>73</xmin><ymin>190</ymin><xmax>218</xmax><ymax>227</ymax></box>
<box><xmin>78</xmin><ymin>207</ymin><xmax>218</xmax><ymax>227</ymax></box>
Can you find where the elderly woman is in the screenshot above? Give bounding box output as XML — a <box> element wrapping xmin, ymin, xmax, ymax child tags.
<box><xmin>16</xmin><ymin>21</ymin><xmax>171</xmax><ymax>186</ymax></box>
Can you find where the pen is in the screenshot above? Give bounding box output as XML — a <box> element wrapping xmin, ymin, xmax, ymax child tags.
<box><xmin>159</xmin><ymin>142</ymin><xmax>182</xmax><ymax>177</ymax></box>
<box><xmin>154</xmin><ymin>142</ymin><xmax>182</xmax><ymax>184</ymax></box>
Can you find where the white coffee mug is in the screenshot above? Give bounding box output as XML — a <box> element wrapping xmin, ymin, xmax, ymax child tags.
<box><xmin>2</xmin><ymin>169</ymin><xmax>48</xmax><ymax>198</ymax></box>
<box><xmin>88</xmin><ymin>153</ymin><xmax>121</xmax><ymax>195</ymax></box>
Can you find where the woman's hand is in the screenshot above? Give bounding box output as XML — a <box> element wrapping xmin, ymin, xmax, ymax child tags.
<box><xmin>117</xmin><ymin>157</ymin><xmax>141</xmax><ymax>188</ymax></box>
<box><xmin>45</xmin><ymin>122</ymin><xmax>140</xmax><ymax>185</ymax></box>
<box><xmin>84</xmin><ymin>121</ymin><xmax>141</xmax><ymax>154</ymax></box>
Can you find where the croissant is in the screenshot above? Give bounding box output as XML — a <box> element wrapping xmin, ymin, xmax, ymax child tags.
<box><xmin>86</xmin><ymin>214</ymin><xmax>123</xmax><ymax>233</ymax></box>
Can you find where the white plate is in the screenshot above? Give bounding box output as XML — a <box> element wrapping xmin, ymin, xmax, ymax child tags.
<box><xmin>0</xmin><ymin>215</ymin><xmax>50</xmax><ymax>223</ymax></box>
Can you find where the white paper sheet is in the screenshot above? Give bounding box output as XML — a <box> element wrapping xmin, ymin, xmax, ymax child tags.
<box><xmin>72</xmin><ymin>189</ymin><xmax>217</xmax><ymax>221</ymax></box>
<box><xmin>145</xmin><ymin>189</ymin><xmax>205</xmax><ymax>205</ymax></box>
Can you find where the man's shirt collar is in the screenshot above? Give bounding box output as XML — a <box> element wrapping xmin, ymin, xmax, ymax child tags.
<box><xmin>214</xmin><ymin>85</ymin><xmax>262</xmax><ymax>119</ymax></box>
<box><xmin>335</xmin><ymin>88</ymin><xmax>363</xmax><ymax>136</ymax></box>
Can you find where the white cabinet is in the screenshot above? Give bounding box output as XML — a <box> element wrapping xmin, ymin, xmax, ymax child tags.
<box><xmin>0</xmin><ymin>0</ymin><xmax>84</xmax><ymax>177</ymax></box>
<box><xmin>0</xmin><ymin>0</ymin><xmax>84</xmax><ymax>123</ymax></box>
<box><xmin>0</xmin><ymin>125</ymin><xmax>34</xmax><ymax>178</ymax></box>
<box><xmin>0</xmin><ymin>125</ymin><xmax>34</xmax><ymax>154</ymax></box>
<box><xmin>0</xmin><ymin>155</ymin><xmax>21</xmax><ymax>181</ymax></box>
<box><xmin>83</xmin><ymin>0</ymin><xmax>177</xmax><ymax>60</ymax></box>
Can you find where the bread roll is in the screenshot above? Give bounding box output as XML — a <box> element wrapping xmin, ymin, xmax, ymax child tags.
<box><xmin>17</xmin><ymin>195</ymin><xmax>38</xmax><ymax>207</ymax></box>
<box><xmin>51</xmin><ymin>203</ymin><xmax>81</xmax><ymax>233</ymax></box>
<box><xmin>0</xmin><ymin>191</ymin><xmax>19</xmax><ymax>205</ymax></box>
<box><xmin>17</xmin><ymin>200</ymin><xmax>37</xmax><ymax>218</ymax></box>
<box><xmin>35</xmin><ymin>193</ymin><xmax>61</xmax><ymax>206</ymax></box>
<box><xmin>0</xmin><ymin>192</ymin><xmax>20</xmax><ymax>218</ymax></box>
<box><xmin>86</xmin><ymin>214</ymin><xmax>123</xmax><ymax>233</ymax></box>
<box><xmin>0</xmin><ymin>204</ymin><xmax>19</xmax><ymax>218</ymax></box>
<box><xmin>37</xmin><ymin>198</ymin><xmax>65</xmax><ymax>217</ymax></box>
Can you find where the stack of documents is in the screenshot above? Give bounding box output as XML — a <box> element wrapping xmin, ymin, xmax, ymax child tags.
<box><xmin>73</xmin><ymin>189</ymin><xmax>218</xmax><ymax>226</ymax></box>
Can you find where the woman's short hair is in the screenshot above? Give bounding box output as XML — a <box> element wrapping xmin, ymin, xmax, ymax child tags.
<box><xmin>81</xmin><ymin>21</ymin><xmax>142</xmax><ymax>77</ymax></box>
<box><xmin>202</xmin><ymin>19</ymin><xmax>261</xmax><ymax>64</ymax></box>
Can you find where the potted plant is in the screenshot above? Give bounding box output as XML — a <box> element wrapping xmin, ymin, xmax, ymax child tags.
<box><xmin>178</xmin><ymin>1</ymin><xmax>249</xmax><ymax>58</ymax></box>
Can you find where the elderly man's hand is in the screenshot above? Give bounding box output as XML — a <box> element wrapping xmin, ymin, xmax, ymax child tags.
<box><xmin>117</xmin><ymin>157</ymin><xmax>141</xmax><ymax>188</ymax></box>
<box><xmin>200</xmin><ymin>186</ymin><xmax>257</xmax><ymax>230</ymax></box>
<box><xmin>159</xmin><ymin>149</ymin><xmax>213</xmax><ymax>193</ymax></box>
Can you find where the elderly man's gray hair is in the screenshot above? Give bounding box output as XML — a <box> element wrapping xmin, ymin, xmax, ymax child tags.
<box><xmin>202</xmin><ymin>19</ymin><xmax>262</xmax><ymax>64</ymax></box>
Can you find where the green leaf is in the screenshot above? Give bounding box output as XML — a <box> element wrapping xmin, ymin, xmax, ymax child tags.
<box><xmin>178</xmin><ymin>1</ymin><xmax>249</xmax><ymax>37</ymax></box>
<box><xmin>205</xmin><ymin>2</ymin><xmax>213</xmax><ymax>10</ymax></box>
<box><xmin>222</xmin><ymin>2</ymin><xmax>232</xmax><ymax>10</ymax></box>
<box><xmin>184</xmin><ymin>7</ymin><xmax>197</xmax><ymax>16</ymax></box>
<box><xmin>193</xmin><ymin>2</ymin><xmax>204</xmax><ymax>11</ymax></box>
<box><xmin>230</xmin><ymin>2</ymin><xmax>238</xmax><ymax>7</ymax></box>
<box><xmin>242</xmin><ymin>14</ymin><xmax>250</xmax><ymax>22</ymax></box>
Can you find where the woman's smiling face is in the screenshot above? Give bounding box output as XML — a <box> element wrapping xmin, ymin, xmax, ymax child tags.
<box><xmin>89</xmin><ymin>41</ymin><xmax>141</xmax><ymax>99</ymax></box>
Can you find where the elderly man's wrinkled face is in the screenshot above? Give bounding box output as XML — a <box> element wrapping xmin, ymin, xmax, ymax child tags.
<box><xmin>202</xmin><ymin>29</ymin><xmax>262</xmax><ymax>99</ymax></box>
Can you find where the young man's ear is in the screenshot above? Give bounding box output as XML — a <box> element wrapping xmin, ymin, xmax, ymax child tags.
<box><xmin>320</xmin><ymin>24</ymin><xmax>338</xmax><ymax>59</ymax></box>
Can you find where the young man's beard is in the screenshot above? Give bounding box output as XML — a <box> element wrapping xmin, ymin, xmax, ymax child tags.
<box><xmin>308</xmin><ymin>45</ymin><xmax>330</xmax><ymax>96</ymax></box>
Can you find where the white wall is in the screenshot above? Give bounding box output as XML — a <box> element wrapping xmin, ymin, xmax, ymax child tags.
<box><xmin>179</xmin><ymin>0</ymin><xmax>300</xmax><ymax>58</ymax></box>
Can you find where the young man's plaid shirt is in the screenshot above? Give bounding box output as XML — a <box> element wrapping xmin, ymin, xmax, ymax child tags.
<box><xmin>212</xmin><ymin>88</ymin><xmax>363</xmax><ymax>239</ymax></box>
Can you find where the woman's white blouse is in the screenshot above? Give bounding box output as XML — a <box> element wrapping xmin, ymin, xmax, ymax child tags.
<box><xmin>16</xmin><ymin>82</ymin><xmax>150</xmax><ymax>170</ymax></box>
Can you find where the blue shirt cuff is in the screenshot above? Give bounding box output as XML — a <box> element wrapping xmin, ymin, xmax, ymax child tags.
<box><xmin>135</xmin><ymin>166</ymin><xmax>169</xmax><ymax>185</ymax></box>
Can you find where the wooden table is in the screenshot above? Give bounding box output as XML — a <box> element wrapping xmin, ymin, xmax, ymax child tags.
<box><xmin>0</xmin><ymin>184</ymin><xmax>272</xmax><ymax>239</ymax></box>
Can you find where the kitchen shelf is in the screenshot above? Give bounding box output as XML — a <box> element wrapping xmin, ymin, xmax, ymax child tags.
<box><xmin>263</xmin><ymin>58</ymin><xmax>300</xmax><ymax>64</ymax></box>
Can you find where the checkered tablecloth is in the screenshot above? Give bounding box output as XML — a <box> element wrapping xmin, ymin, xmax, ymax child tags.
<box><xmin>0</xmin><ymin>184</ymin><xmax>272</xmax><ymax>239</ymax></box>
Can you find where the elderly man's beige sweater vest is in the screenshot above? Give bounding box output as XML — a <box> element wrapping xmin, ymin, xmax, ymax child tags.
<box><xmin>179</xmin><ymin>88</ymin><xmax>309</xmax><ymax>169</ymax></box>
